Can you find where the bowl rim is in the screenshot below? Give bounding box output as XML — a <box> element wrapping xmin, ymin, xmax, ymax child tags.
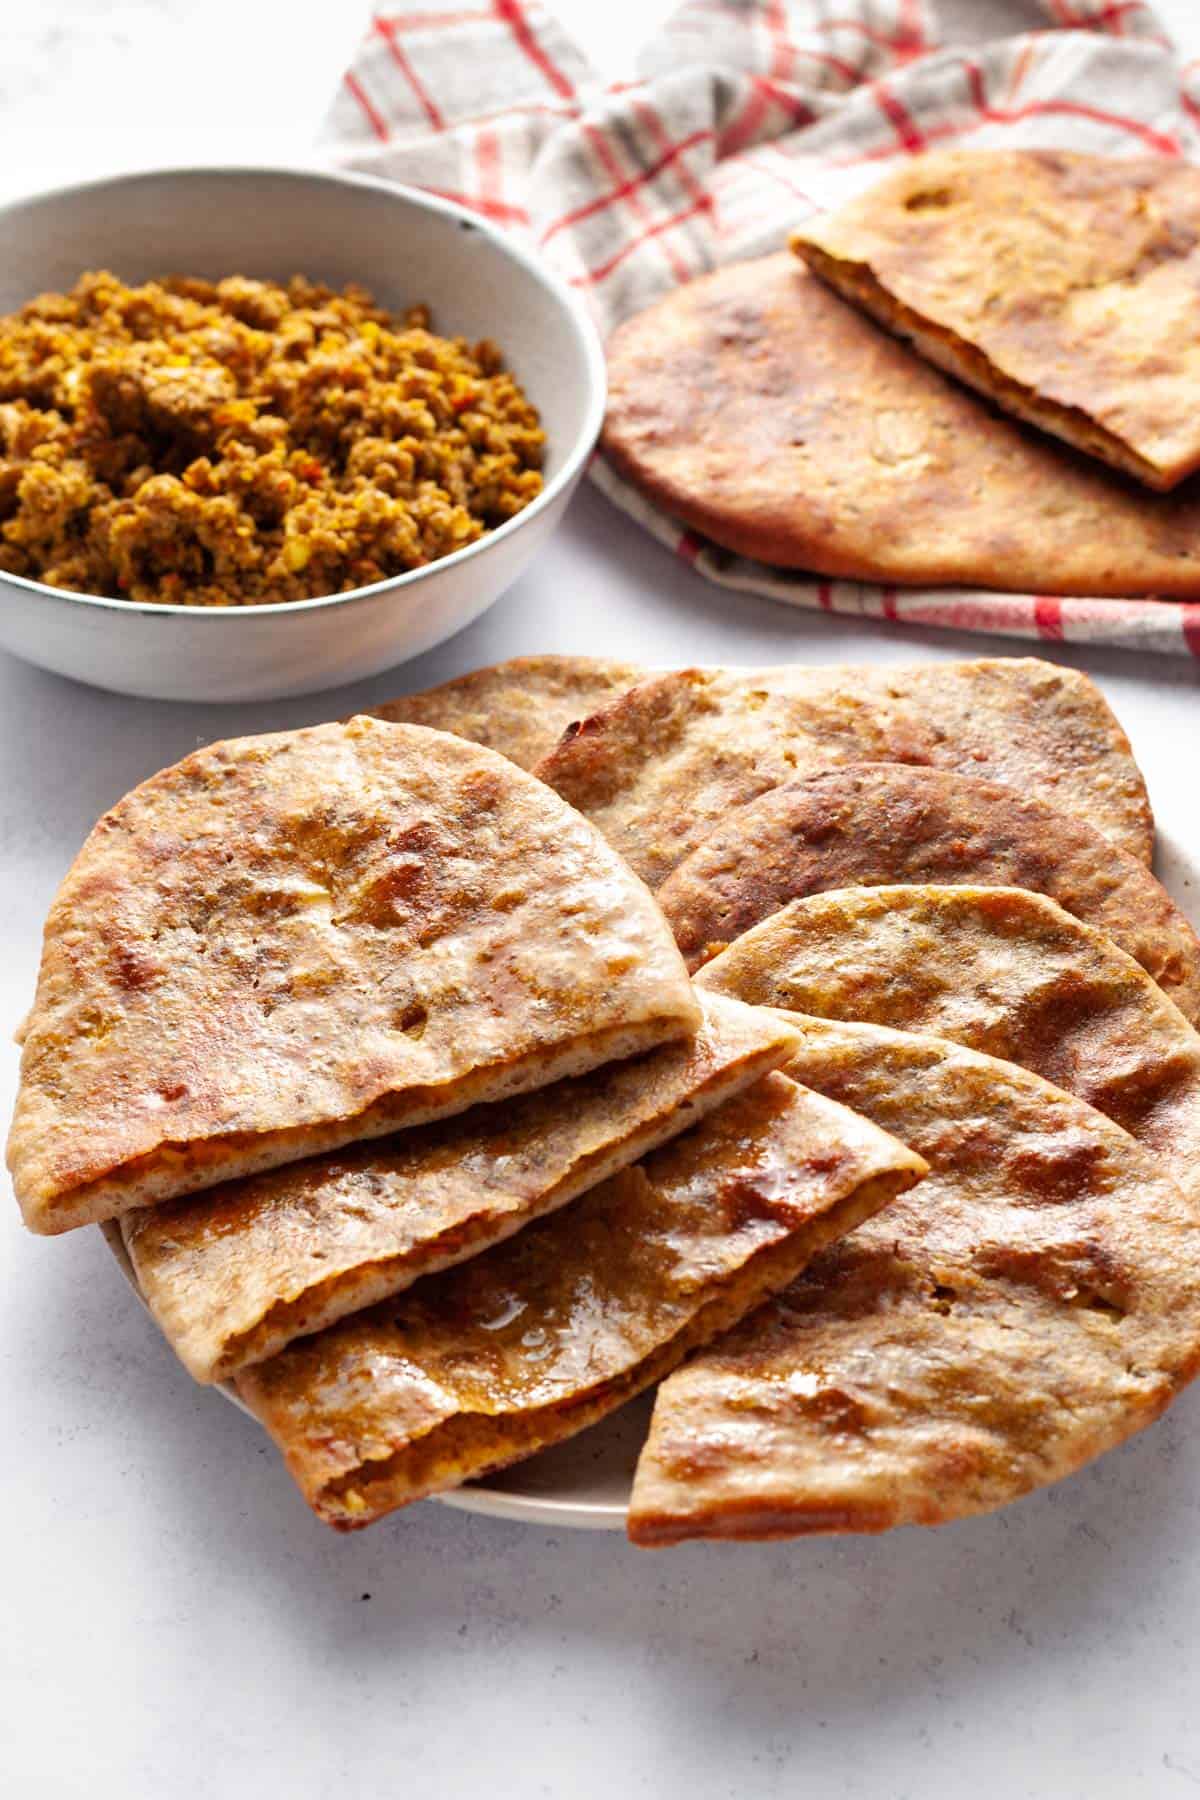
<box><xmin>0</xmin><ymin>162</ymin><xmax>607</xmax><ymax>622</ymax></box>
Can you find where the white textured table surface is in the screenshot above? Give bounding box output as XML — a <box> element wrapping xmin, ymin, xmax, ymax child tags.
<box><xmin>5</xmin><ymin>6</ymin><xmax>1200</xmax><ymax>1797</ymax></box>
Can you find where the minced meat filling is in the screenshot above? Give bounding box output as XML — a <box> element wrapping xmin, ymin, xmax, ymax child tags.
<box><xmin>0</xmin><ymin>270</ymin><xmax>545</xmax><ymax>606</ymax></box>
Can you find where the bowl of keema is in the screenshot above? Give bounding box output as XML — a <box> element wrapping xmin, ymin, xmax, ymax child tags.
<box><xmin>0</xmin><ymin>165</ymin><xmax>605</xmax><ymax>701</ymax></box>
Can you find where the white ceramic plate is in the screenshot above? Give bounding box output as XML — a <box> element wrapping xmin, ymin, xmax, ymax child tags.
<box><xmin>102</xmin><ymin>827</ymin><xmax>1200</xmax><ymax>1532</ymax></box>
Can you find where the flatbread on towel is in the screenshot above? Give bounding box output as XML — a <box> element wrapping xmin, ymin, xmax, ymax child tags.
<box><xmin>237</xmin><ymin>1071</ymin><xmax>927</xmax><ymax>1529</ymax></box>
<box><xmin>656</xmin><ymin>763</ymin><xmax>1193</xmax><ymax>1018</ymax></box>
<box><xmin>792</xmin><ymin>150</ymin><xmax>1200</xmax><ymax>491</ymax></box>
<box><xmin>369</xmin><ymin>654</ymin><xmax>646</xmax><ymax>771</ymax></box>
<box><xmin>696</xmin><ymin>885</ymin><xmax>1200</xmax><ymax>1195</ymax></box>
<box><xmin>628</xmin><ymin>1018</ymin><xmax>1200</xmax><ymax>1545</ymax></box>
<box><xmin>123</xmin><ymin>993</ymin><xmax>799</xmax><ymax>1383</ymax></box>
<box><xmin>601</xmin><ymin>252</ymin><xmax>1200</xmax><ymax>595</ymax></box>
<box><xmin>534</xmin><ymin>660</ymin><xmax>1151</xmax><ymax>892</ymax></box>
<box><xmin>8</xmin><ymin>715</ymin><xmax>698</xmax><ymax>1234</ymax></box>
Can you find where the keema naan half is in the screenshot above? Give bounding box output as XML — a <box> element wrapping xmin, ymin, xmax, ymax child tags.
<box><xmin>123</xmin><ymin>993</ymin><xmax>800</xmax><ymax>1383</ymax></box>
<box><xmin>628</xmin><ymin>1017</ymin><xmax>1200</xmax><ymax>1545</ymax></box>
<box><xmin>8</xmin><ymin>716</ymin><xmax>699</xmax><ymax>1235</ymax></box>
<box><xmin>535</xmin><ymin>659</ymin><xmax>1151</xmax><ymax>892</ymax></box>
<box><xmin>237</xmin><ymin>1070</ymin><xmax>927</xmax><ymax>1528</ymax></box>
<box><xmin>656</xmin><ymin>763</ymin><xmax>1196</xmax><ymax>1020</ymax></box>
<box><xmin>602</xmin><ymin>252</ymin><xmax>1200</xmax><ymax>595</ymax></box>
<box><xmin>792</xmin><ymin>150</ymin><xmax>1200</xmax><ymax>492</ymax></box>
<box><xmin>697</xmin><ymin>885</ymin><xmax>1200</xmax><ymax>1193</ymax></box>
<box><xmin>369</xmin><ymin>654</ymin><xmax>646</xmax><ymax>771</ymax></box>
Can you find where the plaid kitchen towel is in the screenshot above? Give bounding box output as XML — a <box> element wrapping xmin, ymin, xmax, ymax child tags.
<box><xmin>325</xmin><ymin>0</ymin><xmax>1200</xmax><ymax>658</ymax></box>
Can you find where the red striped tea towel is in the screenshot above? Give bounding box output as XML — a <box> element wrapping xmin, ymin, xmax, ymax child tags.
<box><xmin>326</xmin><ymin>1</ymin><xmax>1200</xmax><ymax>658</ymax></box>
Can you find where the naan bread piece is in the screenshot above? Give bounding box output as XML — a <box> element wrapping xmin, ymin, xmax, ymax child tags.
<box><xmin>533</xmin><ymin>667</ymin><xmax>941</xmax><ymax>891</ymax></box>
<box><xmin>601</xmin><ymin>252</ymin><xmax>1200</xmax><ymax>594</ymax></box>
<box><xmin>792</xmin><ymin>150</ymin><xmax>1200</xmax><ymax>491</ymax></box>
<box><xmin>628</xmin><ymin>1018</ymin><xmax>1200</xmax><ymax>1545</ymax></box>
<box><xmin>535</xmin><ymin>659</ymin><xmax>1152</xmax><ymax>892</ymax></box>
<box><xmin>369</xmin><ymin>655</ymin><xmax>646</xmax><ymax>771</ymax></box>
<box><xmin>9</xmin><ymin>716</ymin><xmax>698</xmax><ymax>1236</ymax></box>
<box><xmin>657</xmin><ymin>763</ymin><xmax>1196</xmax><ymax>1019</ymax></box>
<box><xmin>238</xmin><ymin>1072</ymin><xmax>927</xmax><ymax>1529</ymax></box>
<box><xmin>123</xmin><ymin>994</ymin><xmax>800</xmax><ymax>1383</ymax></box>
<box><xmin>837</xmin><ymin>658</ymin><xmax>1150</xmax><ymax>865</ymax></box>
<box><xmin>698</xmin><ymin>886</ymin><xmax>1200</xmax><ymax>1190</ymax></box>
<box><xmin>375</xmin><ymin>655</ymin><xmax>1150</xmax><ymax>864</ymax></box>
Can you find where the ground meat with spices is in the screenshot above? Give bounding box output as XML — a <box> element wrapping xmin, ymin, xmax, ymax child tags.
<box><xmin>0</xmin><ymin>271</ymin><xmax>545</xmax><ymax>606</ymax></box>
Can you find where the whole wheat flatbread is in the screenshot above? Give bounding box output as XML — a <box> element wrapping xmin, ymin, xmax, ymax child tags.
<box><xmin>628</xmin><ymin>1017</ymin><xmax>1200</xmax><ymax>1545</ymax></box>
<box><xmin>656</xmin><ymin>764</ymin><xmax>1194</xmax><ymax>1018</ymax></box>
<box><xmin>698</xmin><ymin>885</ymin><xmax>1200</xmax><ymax>1196</ymax></box>
<box><xmin>123</xmin><ymin>993</ymin><xmax>800</xmax><ymax>1383</ymax></box>
<box><xmin>534</xmin><ymin>661</ymin><xmax>1152</xmax><ymax>892</ymax></box>
<box><xmin>370</xmin><ymin>656</ymin><xmax>1151</xmax><ymax>866</ymax></box>
<box><xmin>602</xmin><ymin>252</ymin><xmax>1200</xmax><ymax>594</ymax></box>
<box><xmin>369</xmin><ymin>654</ymin><xmax>646</xmax><ymax>770</ymax></box>
<box><xmin>792</xmin><ymin>150</ymin><xmax>1200</xmax><ymax>491</ymax></box>
<box><xmin>8</xmin><ymin>716</ymin><xmax>698</xmax><ymax>1235</ymax></box>
<box><xmin>534</xmin><ymin>665</ymin><xmax>942</xmax><ymax>890</ymax></box>
<box><xmin>832</xmin><ymin>659</ymin><xmax>1150</xmax><ymax>864</ymax></box>
<box><xmin>238</xmin><ymin>1070</ymin><xmax>926</xmax><ymax>1529</ymax></box>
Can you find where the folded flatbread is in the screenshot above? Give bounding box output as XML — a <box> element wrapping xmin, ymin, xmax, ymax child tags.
<box><xmin>602</xmin><ymin>252</ymin><xmax>1200</xmax><ymax>594</ymax></box>
<box><xmin>698</xmin><ymin>885</ymin><xmax>1200</xmax><ymax>1193</ymax></box>
<box><xmin>369</xmin><ymin>654</ymin><xmax>646</xmax><ymax>770</ymax></box>
<box><xmin>792</xmin><ymin>150</ymin><xmax>1200</xmax><ymax>491</ymax></box>
<box><xmin>628</xmin><ymin>1018</ymin><xmax>1200</xmax><ymax>1545</ymax></box>
<box><xmin>123</xmin><ymin>993</ymin><xmax>800</xmax><ymax>1383</ymax></box>
<box><xmin>8</xmin><ymin>716</ymin><xmax>698</xmax><ymax>1235</ymax></box>
<box><xmin>238</xmin><ymin>1071</ymin><xmax>927</xmax><ymax>1528</ymax></box>
<box><xmin>657</xmin><ymin>763</ymin><xmax>1194</xmax><ymax>1019</ymax></box>
<box><xmin>535</xmin><ymin>660</ymin><xmax>1151</xmax><ymax>892</ymax></box>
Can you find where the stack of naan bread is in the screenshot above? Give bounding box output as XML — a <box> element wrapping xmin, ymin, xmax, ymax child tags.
<box><xmin>603</xmin><ymin>150</ymin><xmax>1200</xmax><ymax>595</ymax></box>
<box><xmin>10</xmin><ymin>654</ymin><xmax>1200</xmax><ymax>1546</ymax></box>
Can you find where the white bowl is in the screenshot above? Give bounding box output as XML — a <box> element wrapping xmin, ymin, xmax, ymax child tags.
<box><xmin>0</xmin><ymin>166</ymin><xmax>605</xmax><ymax>701</ymax></box>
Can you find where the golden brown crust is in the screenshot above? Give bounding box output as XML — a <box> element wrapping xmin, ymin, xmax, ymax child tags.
<box><xmin>8</xmin><ymin>715</ymin><xmax>698</xmax><ymax>1233</ymax></box>
<box><xmin>534</xmin><ymin>660</ymin><xmax>1152</xmax><ymax>892</ymax></box>
<box><xmin>657</xmin><ymin>762</ymin><xmax>1193</xmax><ymax>1013</ymax></box>
<box><xmin>792</xmin><ymin>150</ymin><xmax>1200</xmax><ymax>491</ymax></box>
<box><xmin>122</xmin><ymin>993</ymin><xmax>801</xmax><ymax>1382</ymax></box>
<box><xmin>601</xmin><ymin>252</ymin><xmax>1200</xmax><ymax>594</ymax></box>
<box><xmin>698</xmin><ymin>885</ymin><xmax>1200</xmax><ymax>1188</ymax></box>
<box><xmin>628</xmin><ymin>1018</ymin><xmax>1200</xmax><ymax>1546</ymax></box>
<box><xmin>842</xmin><ymin>659</ymin><xmax>1151</xmax><ymax>864</ymax></box>
<box><xmin>368</xmin><ymin>655</ymin><xmax>647</xmax><ymax>771</ymax></box>
<box><xmin>237</xmin><ymin>1071</ymin><xmax>927</xmax><ymax>1528</ymax></box>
